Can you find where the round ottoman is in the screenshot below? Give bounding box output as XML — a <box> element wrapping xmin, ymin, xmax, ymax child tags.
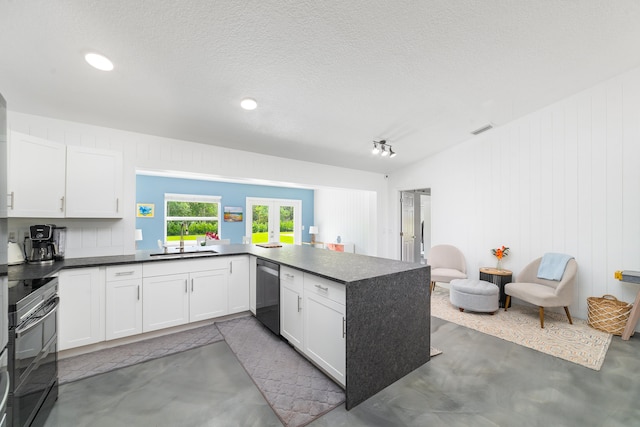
<box><xmin>449</xmin><ymin>279</ymin><xmax>499</xmax><ymax>314</ymax></box>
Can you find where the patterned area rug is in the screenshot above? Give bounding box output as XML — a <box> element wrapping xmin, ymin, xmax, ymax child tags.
<box><xmin>431</xmin><ymin>286</ymin><xmax>612</xmax><ymax>370</ymax></box>
<box><xmin>59</xmin><ymin>324</ymin><xmax>224</xmax><ymax>384</ymax></box>
<box><xmin>216</xmin><ymin>316</ymin><xmax>345</xmax><ymax>427</ymax></box>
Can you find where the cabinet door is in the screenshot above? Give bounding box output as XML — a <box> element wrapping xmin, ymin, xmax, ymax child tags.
<box><xmin>303</xmin><ymin>291</ymin><xmax>346</xmax><ymax>386</ymax></box>
<box><xmin>228</xmin><ymin>256</ymin><xmax>250</xmax><ymax>314</ymax></box>
<box><xmin>58</xmin><ymin>267</ymin><xmax>105</xmax><ymax>350</ymax></box>
<box><xmin>249</xmin><ymin>255</ymin><xmax>257</xmax><ymax>315</ymax></box>
<box><xmin>7</xmin><ymin>131</ymin><xmax>66</xmax><ymax>217</ymax></box>
<box><xmin>280</xmin><ymin>277</ymin><xmax>303</xmax><ymax>350</ymax></box>
<box><xmin>190</xmin><ymin>269</ymin><xmax>228</xmax><ymax>322</ymax></box>
<box><xmin>143</xmin><ymin>273</ymin><xmax>189</xmax><ymax>332</ymax></box>
<box><xmin>106</xmin><ymin>278</ymin><xmax>142</xmax><ymax>340</ymax></box>
<box><xmin>65</xmin><ymin>145</ymin><xmax>123</xmax><ymax>218</ymax></box>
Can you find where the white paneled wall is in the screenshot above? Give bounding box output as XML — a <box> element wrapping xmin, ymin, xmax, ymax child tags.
<box><xmin>314</xmin><ymin>188</ymin><xmax>377</xmax><ymax>255</ymax></box>
<box><xmin>389</xmin><ymin>66</ymin><xmax>640</xmax><ymax>329</ymax></box>
<box><xmin>7</xmin><ymin>112</ymin><xmax>387</xmax><ymax>257</ymax></box>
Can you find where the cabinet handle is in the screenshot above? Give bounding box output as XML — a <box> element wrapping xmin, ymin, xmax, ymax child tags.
<box><xmin>115</xmin><ymin>271</ymin><xmax>135</xmax><ymax>276</ymax></box>
<box><xmin>315</xmin><ymin>284</ymin><xmax>328</xmax><ymax>292</ymax></box>
<box><xmin>297</xmin><ymin>295</ymin><xmax>301</xmax><ymax>312</ymax></box>
<box><xmin>191</xmin><ymin>278</ymin><xmax>194</xmax><ymax>292</ymax></box>
<box><xmin>116</xmin><ymin>198</ymin><xmax>119</xmax><ymax>212</ymax></box>
<box><xmin>342</xmin><ymin>317</ymin><xmax>346</xmax><ymax>338</ymax></box>
<box><xmin>286</xmin><ymin>273</ymin><xmax>295</xmax><ymax>279</ymax></box>
<box><xmin>8</xmin><ymin>191</ymin><xmax>14</xmax><ymax>209</ymax></box>
<box><xmin>185</xmin><ymin>279</ymin><xmax>188</xmax><ymax>293</ymax></box>
<box><xmin>137</xmin><ymin>285</ymin><xmax>140</xmax><ymax>300</ymax></box>
<box><xmin>229</xmin><ymin>261</ymin><xmax>233</xmax><ymax>274</ymax></box>
<box><xmin>60</xmin><ymin>196</ymin><xmax>65</xmax><ymax>212</ymax></box>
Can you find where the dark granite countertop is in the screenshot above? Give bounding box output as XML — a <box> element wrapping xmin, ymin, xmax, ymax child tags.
<box><xmin>8</xmin><ymin>244</ymin><xmax>426</xmax><ymax>283</ymax></box>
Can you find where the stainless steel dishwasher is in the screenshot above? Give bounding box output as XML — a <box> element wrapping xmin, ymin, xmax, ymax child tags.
<box><xmin>255</xmin><ymin>258</ymin><xmax>280</xmax><ymax>336</ymax></box>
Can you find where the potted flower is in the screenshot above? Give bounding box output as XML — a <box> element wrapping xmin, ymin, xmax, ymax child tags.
<box><xmin>491</xmin><ymin>245</ymin><xmax>510</xmax><ymax>270</ymax></box>
<box><xmin>205</xmin><ymin>232</ymin><xmax>219</xmax><ymax>245</ymax></box>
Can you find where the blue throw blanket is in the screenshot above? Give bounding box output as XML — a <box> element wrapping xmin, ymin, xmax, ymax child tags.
<box><xmin>537</xmin><ymin>253</ymin><xmax>574</xmax><ymax>281</ymax></box>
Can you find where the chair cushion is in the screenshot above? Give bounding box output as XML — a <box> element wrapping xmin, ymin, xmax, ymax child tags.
<box><xmin>431</xmin><ymin>268</ymin><xmax>467</xmax><ymax>283</ymax></box>
<box><xmin>505</xmin><ymin>282</ymin><xmax>561</xmax><ymax>307</ymax></box>
<box><xmin>450</xmin><ymin>279</ymin><xmax>499</xmax><ymax>296</ymax></box>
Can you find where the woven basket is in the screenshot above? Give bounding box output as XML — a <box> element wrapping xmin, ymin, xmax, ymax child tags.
<box><xmin>587</xmin><ymin>294</ymin><xmax>632</xmax><ymax>335</ymax></box>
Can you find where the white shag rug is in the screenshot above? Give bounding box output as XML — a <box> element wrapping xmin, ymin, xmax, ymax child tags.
<box><xmin>431</xmin><ymin>286</ymin><xmax>612</xmax><ymax>370</ymax></box>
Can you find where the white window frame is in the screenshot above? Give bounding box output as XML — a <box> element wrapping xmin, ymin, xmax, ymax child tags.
<box><xmin>164</xmin><ymin>193</ymin><xmax>221</xmax><ymax>245</ymax></box>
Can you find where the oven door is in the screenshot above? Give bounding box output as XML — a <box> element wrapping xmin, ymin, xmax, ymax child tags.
<box><xmin>12</xmin><ymin>296</ymin><xmax>58</xmax><ymax>427</ymax></box>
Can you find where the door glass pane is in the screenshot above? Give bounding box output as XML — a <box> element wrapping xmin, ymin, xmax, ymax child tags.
<box><xmin>279</xmin><ymin>205</ymin><xmax>294</xmax><ymax>244</ymax></box>
<box><xmin>252</xmin><ymin>204</ymin><xmax>270</xmax><ymax>243</ymax></box>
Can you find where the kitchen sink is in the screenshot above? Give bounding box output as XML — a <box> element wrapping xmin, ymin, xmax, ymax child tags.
<box><xmin>150</xmin><ymin>250</ymin><xmax>218</xmax><ymax>258</ymax></box>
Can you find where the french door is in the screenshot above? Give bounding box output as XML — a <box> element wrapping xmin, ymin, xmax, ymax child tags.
<box><xmin>246</xmin><ymin>198</ymin><xmax>301</xmax><ymax>245</ymax></box>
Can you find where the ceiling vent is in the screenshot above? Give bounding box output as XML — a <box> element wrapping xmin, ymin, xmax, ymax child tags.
<box><xmin>470</xmin><ymin>123</ymin><xmax>494</xmax><ymax>135</ymax></box>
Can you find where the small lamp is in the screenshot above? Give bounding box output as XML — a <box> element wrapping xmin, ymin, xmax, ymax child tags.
<box><xmin>309</xmin><ymin>226</ymin><xmax>318</xmax><ymax>244</ymax></box>
<box><xmin>135</xmin><ymin>229</ymin><xmax>143</xmax><ymax>249</ymax></box>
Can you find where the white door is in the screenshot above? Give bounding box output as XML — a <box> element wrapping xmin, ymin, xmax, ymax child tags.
<box><xmin>303</xmin><ymin>291</ymin><xmax>345</xmax><ymax>386</ymax></box>
<box><xmin>106</xmin><ymin>278</ymin><xmax>142</xmax><ymax>340</ymax></box>
<box><xmin>401</xmin><ymin>192</ymin><xmax>416</xmax><ymax>262</ymax></box>
<box><xmin>401</xmin><ymin>189</ymin><xmax>430</xmax><ymax>263</ymax></box>
<box><xmin>58</xmin><ymin>268</ymin><xmax>105</xmax><ymax>350</ymax></box>
<box><xmin>8</xmin><ymin>131</ymin><xmax>66</xmax><ymax>217</ymax></box>
<box><xmin>228</xmin><ymin>256</ymin><xmax>250</xmax><ymax>314</ymax></box>
<box><xmin>246</xmin><ymin>198</ymin><xmax>302</xmax><ymax>245</ymax></box>
<box><xmin>190</xmin><ymin>269</ymin><xmax>228</xmax><ymax>321</ymax></box>
<box><xmin>65</xmin><ymin>146</ymin><xmax>123</xmax><ymax>218</ymax></box>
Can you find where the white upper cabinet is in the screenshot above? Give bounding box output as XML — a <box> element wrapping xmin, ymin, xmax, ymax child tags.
<box><xmin>7</xmin><ymin>131</ymin><xmax>123</xmax><ymax>218</ymax></box>
<box><xmin>65</xmin><ymin>145</ymin><xmax>123</xmax><ymax>218</ymax></box>
<box><xmin>7</xmin><ymin>131</ymin><xmax>66</xmax><ymax>217</ymax></box>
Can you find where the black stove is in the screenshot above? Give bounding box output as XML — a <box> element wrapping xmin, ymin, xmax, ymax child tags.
<box><xmin>7</xmin><ymin>276</ymin><xmax>59</xmax><ymax>427</ymax></box>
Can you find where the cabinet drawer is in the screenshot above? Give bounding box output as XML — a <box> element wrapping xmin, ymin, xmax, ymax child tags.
<box><xmin>106</xmin><ymin>264</ymin><xmax>142</xmax><ymax>281</ymax></box>
<box><xmin>281</xmin><ymin>266</ymin><xmax>303</xmax><ymax>290</ymax></box>
<box><xmin>143</xmin><ymin>258</ymin><xmax>228</xmax><ymax>277</ymax></box>
<box><xmin>304</xmin><ymin>273</ymin><xmax>345</xmax><ymax>305</ymax></box>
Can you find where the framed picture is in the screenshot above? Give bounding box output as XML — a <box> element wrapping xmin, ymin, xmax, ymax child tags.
<box><xmin>137</xmin><ymin>203</ymin><xmax>155</xmax><ymax>217</ymax></box>
<box><xmin>224</xmin><ymin>206</ymin><xmax>243</xmax><ymax>222</ymax></box>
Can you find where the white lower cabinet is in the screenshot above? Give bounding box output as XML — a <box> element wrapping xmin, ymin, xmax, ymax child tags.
<box><xmin>303</xmin><ymin>273</ymin><xmax>346</xmax><ymax>386</ymax></box>
<box><xmin>58</xmin><ymin>267</ymin><xmax>105</xmax><ymax>351</ymax></box>
<box><xmin>280</xmin><ymin>266</ymin><xmax>304</xmax><ymax>350</ymax></box>
<box><xmin>143</xmin><ymin>273</ymin><xmax>190</xmax><ymax>332</ymax></box>
<box><xmin>105</xmin><ymin>265</ymin><xmax>143</xmax><ymax>340</ymax></box>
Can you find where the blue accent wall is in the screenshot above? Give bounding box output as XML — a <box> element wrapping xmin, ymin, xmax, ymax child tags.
<box><xmin>135</xmin><ymin>175</ymin><xmax>314</xmax><ymax>250</ymax></box>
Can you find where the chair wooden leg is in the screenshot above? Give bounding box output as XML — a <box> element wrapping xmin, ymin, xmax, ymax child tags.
<box><xmin>539</xmin><ymin>307</ymin><xmax>545</xmax><ymax>328</ymax></box>
<box><xmin>504</xmin><ymin>295</ymin><xmax>510</xmax><ymax>311</ymax></box>
<box><xmin>430</xmin><ymin>281</ymin><xmax>436</xmax><ymax>293</ymax></box>
<box><xmin>564</xmin><ymin>306</ymin><xmax>573</xmax><ymax>324</ymax></box>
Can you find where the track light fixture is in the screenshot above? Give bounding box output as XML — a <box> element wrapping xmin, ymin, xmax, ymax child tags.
<box><xmin>371</xmin><ymin>140</ymin><xmax>396</xmax><ymax>158</ymax></box>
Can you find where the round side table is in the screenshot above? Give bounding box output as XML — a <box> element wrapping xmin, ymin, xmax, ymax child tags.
<box><xmin>479</xmin><ymin>267</ymin><xmax>513</xmax><ymax>308</ymax></box>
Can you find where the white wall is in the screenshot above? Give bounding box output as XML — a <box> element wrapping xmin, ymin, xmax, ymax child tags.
<box><xmin>315</xmin><ymin>188</ymin><xmax>377</xmax><ymax>256</ymax></box>
<box><xmin>7</xmin><ymin>113</ymin><xmax>388</xmax><ymax>258</ymax></box>
<box><xmin>388</xmin><ymin>65</ymin><xmax>640</xmax><ymax>328</ymax></box>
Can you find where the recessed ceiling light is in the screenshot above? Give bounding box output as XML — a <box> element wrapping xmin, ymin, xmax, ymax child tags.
<box><xmin>240</xmin><ymin>98</ymin><xmax>258</xmax><ymax>110</ymax></box>
<box><xmin>85</xmin><ymin>53</ymin><xmax>114</xmax><ymax>71</ymax></box>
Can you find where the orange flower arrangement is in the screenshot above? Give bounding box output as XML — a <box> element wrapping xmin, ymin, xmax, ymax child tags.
<box><xmin>491</xmin><ymin>245</ymin><xmax>510</xmax><ymax>260</ymax></box>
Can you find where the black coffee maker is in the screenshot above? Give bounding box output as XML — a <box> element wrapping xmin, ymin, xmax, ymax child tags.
<box><xmin>25</xmin><ymin>224</ymin><xmax>67</xmax><ymax>264</ymax></box>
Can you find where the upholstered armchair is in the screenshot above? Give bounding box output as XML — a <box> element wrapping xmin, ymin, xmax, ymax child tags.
<box><xmin>427</xmin><ymin>244</ymin><xmax>467</xmax><ymax>292</ymax></box>
<box><xmin>504</xmin><ymin>257</ymin><xmax>578</xmax><ymax>328</ymax></box>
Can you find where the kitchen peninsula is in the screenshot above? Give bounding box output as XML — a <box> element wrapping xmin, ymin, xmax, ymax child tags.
<box><xmin>9</xmin><ymin>244</ymin><xmax>431</xmax><ymax>409</ymax></box>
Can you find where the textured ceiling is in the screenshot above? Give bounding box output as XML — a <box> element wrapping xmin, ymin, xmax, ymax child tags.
<box><xmin>2</xmin><ymin>1</ymin><xmax>640</xmax><ymax>174</ymax></box>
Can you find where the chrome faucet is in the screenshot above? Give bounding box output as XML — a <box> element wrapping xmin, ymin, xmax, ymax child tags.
<box><xmin>180</xmin><ymin>222</ymin><xmax>187</xmax><ymax>253</ymax></box>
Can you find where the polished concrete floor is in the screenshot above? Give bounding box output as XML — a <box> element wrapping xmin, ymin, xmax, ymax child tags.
<box><xmin>44</xmin><ymin>317</ymin><xmax>640</xmax><ymax>427</ymax></box>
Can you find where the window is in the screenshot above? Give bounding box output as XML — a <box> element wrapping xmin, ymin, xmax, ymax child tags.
<box><xmin>165</xmin><ymin>193</ymin><xmax>221</xmax><ymax>244</ymax></box>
